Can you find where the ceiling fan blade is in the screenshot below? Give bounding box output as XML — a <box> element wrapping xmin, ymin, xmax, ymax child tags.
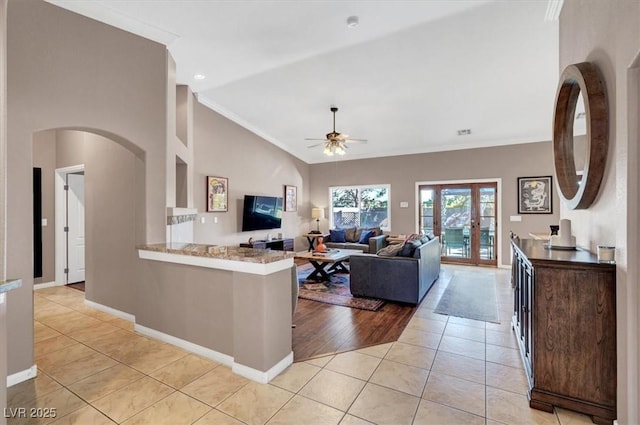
<box><xmin>304</xmin><ymin>138</ymin><xmax>327</xmax><ymax>141</ymax></box>
<box><xmin>345</xmin><ymin>138</ymin><xmax>368</xmax><ymax>144</ymax></box>
<box><xmin>335</xmin><ymin>133</ymin><xmax>349</xmax><ymax>140</ymax></box>
<box><xmin>307</xmin><ymin>142</ymin><xmax>325</xmax><ymax>148</ymax></box>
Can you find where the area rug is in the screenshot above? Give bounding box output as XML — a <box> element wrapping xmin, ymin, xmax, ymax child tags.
<box><xmin>434</xmin><ymin>270</ymin><xmax>500</xmax><ymax>323</ymax></box>
<box><xmin>297</xmin><ymin>265</ymin><xmax>385</xmax><ymax>311</ymax></box>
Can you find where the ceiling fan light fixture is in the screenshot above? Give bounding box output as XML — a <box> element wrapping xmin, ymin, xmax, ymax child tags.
<box><xmin>309</xmin><ymin>106</ymin><xmax>367</xmax><ymax>156</ymax></box>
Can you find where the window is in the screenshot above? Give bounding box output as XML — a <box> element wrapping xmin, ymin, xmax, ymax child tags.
<box><xmin>329</xmin><ymin>185</ymin><xmax>390</xmax><ymax>231</ymax></box>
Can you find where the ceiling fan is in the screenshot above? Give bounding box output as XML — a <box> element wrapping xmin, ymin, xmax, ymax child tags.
<box><xmin>305</xmin><ymin>106</ymin><xmax>367</xmax><ymax>156</ymax></box>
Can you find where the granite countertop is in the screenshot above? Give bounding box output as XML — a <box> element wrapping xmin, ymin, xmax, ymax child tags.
<box><xmin>138</xmin><ymin>243</ymin><xmax>295</xmax><ymax>264</ymax></box>
<box><xmin>0</xmin><ymin>279</ymin><xmax>22</xmax><ymax>294</ymax></box>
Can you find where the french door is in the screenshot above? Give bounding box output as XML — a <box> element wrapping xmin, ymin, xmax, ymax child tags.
<box><xmin>419</xmin><ymin>182</ymin><xmax>497</xmax><ymax>266</ymax></box>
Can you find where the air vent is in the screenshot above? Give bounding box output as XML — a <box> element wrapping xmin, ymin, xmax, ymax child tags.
<box><xmin>457</xmin><ymin>129</ymin><xmax>472</xmax><ymax>136</ymax></box>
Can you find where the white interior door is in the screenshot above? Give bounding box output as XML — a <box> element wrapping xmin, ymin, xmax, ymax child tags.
<box><xmin>67</xmin><ymin>173</ymin><xmax>85</xmax><ymax>283</ymax></box>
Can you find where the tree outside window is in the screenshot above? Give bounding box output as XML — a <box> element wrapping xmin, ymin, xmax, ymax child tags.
<box><xmin>330</xmin><ymin>185</ymin><xmax>390</xmax><ymax>230</ymax></box>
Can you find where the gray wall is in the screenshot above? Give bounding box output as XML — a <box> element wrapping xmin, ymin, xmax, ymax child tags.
<box><xmin>32</xmin><ymin>131</ymin><xmax>57</xmax><ymax>284</ymax></box>
<box><xmin>7</xmin><ymin>0</ymin><xmax>168</xmax><ymax>375</ymax></box>
<box><xmin>559</xmin><ymin>1</ymin><xmax>640</xmax><ymax>422</ymax></box>
<box><xmin>192</xmin><ymin>102</ymin><xmax>311</xmax><ymax>250</ymax></box>
<box><xmin>309</xmin><ymin>141</ymin><xmax>560</xmax><ymax>266</ymax></box>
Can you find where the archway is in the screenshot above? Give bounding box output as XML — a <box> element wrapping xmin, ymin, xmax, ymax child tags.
<box><xmin>32</xmin><ymin>128</ymin><xmax>146</xmax><ymax>315</ymax></box>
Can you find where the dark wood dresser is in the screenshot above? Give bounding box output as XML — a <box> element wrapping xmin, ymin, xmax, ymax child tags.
<box><xmin>511</xmin><ymin>239</ymin><xmax>616</xmax><ymax>425</ymax></box>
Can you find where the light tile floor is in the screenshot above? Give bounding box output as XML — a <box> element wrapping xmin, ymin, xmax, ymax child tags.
<box><xmin>10</xmin><ymin>265</ymin><xmax>596</xmax><ymax>425</ymax></box>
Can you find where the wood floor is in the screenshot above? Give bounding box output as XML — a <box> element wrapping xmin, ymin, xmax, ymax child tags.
<box><xmin>291</xmin><ymin>297</ymin><xmax>417</xmax><ymax>362</ymax></box>
<box><xmin>66</xmin><ymin>281</ymin><xmax>85</xmax><ymax>292</ymax></box>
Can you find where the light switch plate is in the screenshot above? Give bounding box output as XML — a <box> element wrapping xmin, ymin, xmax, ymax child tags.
<box><xmin>41</xmin><ymin>218</ymin><xmax>48</xmax><ymax>226</ymax></box>
<box><xmin>400</xmin><ymin>201</ymin><xmax>409</xmax><ymax>208</ymax></box>
<box><xmin>510</xmin><ymin>215</ymin><xmax>522</xmax><ymax>222</ymax></box>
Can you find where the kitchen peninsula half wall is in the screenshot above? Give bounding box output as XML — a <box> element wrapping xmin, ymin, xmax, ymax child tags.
<box><xmin>137</xmin><ymin>244</ymin><xmax>295</xmax><ymax>383</ymax></box>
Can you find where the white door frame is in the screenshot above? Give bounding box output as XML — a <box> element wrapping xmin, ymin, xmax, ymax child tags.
<box><xmin>55</xmin><ymin>164</ymin><xmax>85</xmax><ymax>286</ymax></box>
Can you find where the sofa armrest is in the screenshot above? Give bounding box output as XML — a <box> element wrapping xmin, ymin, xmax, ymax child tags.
<box><xmin>350</xmin><ymin>254</ymin><xmax>421</xmax><ymax>304</ymax></box>
<box><xmin>369</xmin><ymin>234</ymin><xmax>388</xmax><ymax>253</ymax></box>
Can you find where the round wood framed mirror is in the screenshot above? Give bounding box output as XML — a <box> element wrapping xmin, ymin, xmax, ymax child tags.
<box><xmin>553</xmin><ymin>62</ymin><xmax>608</xmax><ymax>210</ymax></box>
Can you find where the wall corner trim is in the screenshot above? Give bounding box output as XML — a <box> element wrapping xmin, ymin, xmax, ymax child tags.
<box><xmin>7</xmin><ymin>365</ymin><xmax>37</xmax><ymax>387</ymax></box>
<box><xmin>84</xmin><ymin>299</ymin><xmax>134</xmax><ymax>322</ymax></box>
<box><xmin>232</xmin><ymin>352</ymin><xmax>294</xmax><ymax>384</ymax></box>
<box><xmin>33</xmin><ymin>281</ymin><xmax>60</xmax><ymax>290</ymax></box>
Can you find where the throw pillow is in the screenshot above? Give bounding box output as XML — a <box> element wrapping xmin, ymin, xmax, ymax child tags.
<box><xmin>377</xmin><ymin>243</ymin><xmax>404</xmax><ymax>257</ymax></box>
<box><xmin>358</xmin><ymin>229</ymin><xmax>375</xmax><ymax>244</ymax></box>
<box><xmin>400</xmin><ymin>242</ymin><xmax>417</xmax><ymax>257</ymax></box>
<box><xmin>355</xmin><ymin>227</ymin><xmax>381</xmax><ymax>242</ymax></box>
<box><xmin>329</xmin><ymin>229</ymin><xmax>346</xmax><ymax>243</ymax></box>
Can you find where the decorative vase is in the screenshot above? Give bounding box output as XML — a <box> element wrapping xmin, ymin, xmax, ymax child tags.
<box><xmin>315</xmin><ymin>236</ymin><xmax>327</xmax><ymax>252</ymax></box>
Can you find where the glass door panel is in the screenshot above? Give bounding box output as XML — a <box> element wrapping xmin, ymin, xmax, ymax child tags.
<box><xmin>419</xmin><ymin>188</ymin><xmax>435</xmax><ymax>234</ymax></box>
<box><xmin>478</xmin><ymin>186</ymin><xmax>497</xmax><ymax>263</ymax></box>
<box><xmin>441</xmin><ymin>187</ymin><xmax>472</xmax><ymax>260</ymax></box>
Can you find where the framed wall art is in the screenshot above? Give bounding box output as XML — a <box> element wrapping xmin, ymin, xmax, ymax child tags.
<box><xmin>284</xmin><ymin>185</ymin><xmax>297</xmax><ymax>212</ymax></box>
<box><xmin>518</xmin><ymin>176</ymin><xmax>553</xmax><ymax>214</ymax></box>
<box><xmin>207</xmin><ymin>176</ymin><xmax>228</xmax><ymax>212</ymax></box>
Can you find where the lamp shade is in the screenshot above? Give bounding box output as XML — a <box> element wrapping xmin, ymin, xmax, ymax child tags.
<box><xmin>311</xmin><ymin>208</ymin><xmax>324</xmax><ymax>219</ymax></box>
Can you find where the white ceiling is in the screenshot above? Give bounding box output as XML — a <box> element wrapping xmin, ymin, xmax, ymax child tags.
<box><xmin>46</xmin><ymin>0</ymin><xmax>560</xmax><ymax>164</ymax></box>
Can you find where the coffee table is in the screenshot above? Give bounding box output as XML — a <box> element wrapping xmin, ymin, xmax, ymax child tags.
<box><xmin>294</xmin><ymin>249</ymin><xmax>363</xmax><ymax>281</ymax></box>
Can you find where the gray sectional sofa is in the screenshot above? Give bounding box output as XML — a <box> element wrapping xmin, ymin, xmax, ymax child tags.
<box><xmin>349</xmin><ymin>236</ymin><xmax>441</xmax><ymax>305</ymax></box>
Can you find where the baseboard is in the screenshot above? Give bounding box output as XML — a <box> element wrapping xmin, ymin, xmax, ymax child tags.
<box><xmin>33</xmin><ymin>281</ymin><xmax>60</xmax><ymax>290</ymax></box>
<box><xmin>7</xmin><ymin>365</ymin><xmax>37</xmax><ymax>387</ymax></box>
<box><xmin>134</xmin><ymin>324</ymin><xmax>233</xmax><ymax>367</ymax></box>
<box><xmin>134</xmin><ymin>323</ymin><xmax>291</xmax><ymax>383</ymax></box>
<box><xmin>84</xmin><ymin>299</ymin><xmax>135</xmax><ymax>322</ymax></box>
<box><xmin>232</xmin><ymin>352</ymin><xmax>293</xmax><ymax>384</ymax></box>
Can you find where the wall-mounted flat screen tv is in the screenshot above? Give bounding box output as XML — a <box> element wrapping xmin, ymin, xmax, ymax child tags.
<box><xmin>241</xmin><ymin>195</ymin><xmax>283</xmax><ymax>231</ymax></box>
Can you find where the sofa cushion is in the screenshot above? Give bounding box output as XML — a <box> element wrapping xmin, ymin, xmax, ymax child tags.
<box><xmin>329</xmin><ymin>229</ymin><xmax>346</xmax><ymax>243</ymax></box>
<box><xmin>325</xmin><ymin>242</ymin><xmax>368</xmax><ymax>252</ymax></box>
<box><xmin>344</xmin><ymin>227</ymin><xmax>357</xmax><ymax>242</ymax></box>
<box><xmin>358</xmin><ymin>229</ymin><xmax>375</xmax><ymax>244</ymax></box>
<box><xmin>377</xmin><ymin>243</ymin><xmax>404</xmax><ymax>257</ymax></box>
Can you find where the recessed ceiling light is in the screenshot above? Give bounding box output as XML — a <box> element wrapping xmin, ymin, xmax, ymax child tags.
<box><xmin>346</xmin><ymin>16</ymin><xmax>359</xmax><ymax>28</ymax></box>
<box><xmin>457</xmin><ymin>129</ymin><xmax>472</xmax><ymax>136</ymax></box>
<box><xmin>193</xmin><ymin>74</ymin><xmax>206</xmax><ymax>81</ymax></box>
